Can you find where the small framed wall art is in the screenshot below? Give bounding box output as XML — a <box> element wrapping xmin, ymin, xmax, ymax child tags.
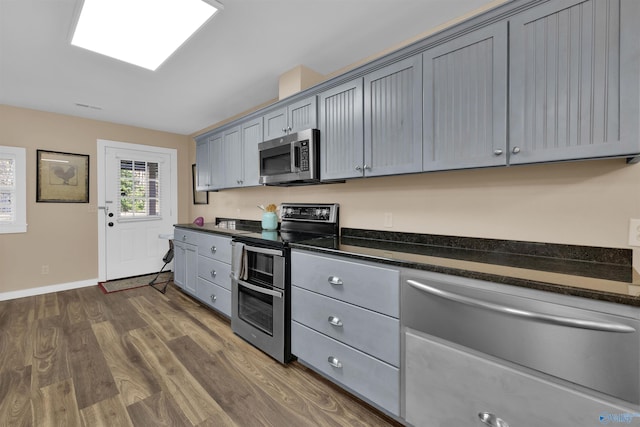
<box><xmin>37</xmin><ymin>150</ymin><xmax>89</xmax><ymax>203</ymax></box>
<box><xmin>192</xmin><ymin>164</ymin><xmax>208</xmax><ymax>205</ymax></box>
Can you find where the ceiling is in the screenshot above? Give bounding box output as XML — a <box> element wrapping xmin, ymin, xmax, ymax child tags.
<box><xmin>0</xmin><ymin>0</ymin><xmax>495</xmax><ymax>136</ymax></box>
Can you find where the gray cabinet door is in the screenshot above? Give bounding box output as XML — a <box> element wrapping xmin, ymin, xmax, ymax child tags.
<box><xmin>364</xmin><ymin>56</ymin><xmax>423</xmax><ymax>177</ymax></box>
<box><xmin>223</xmin><ymin>126</ymin><xmax>242</xmax><ymax>188</ymax></box>
<box><xmin>207</xmin><ymin>133</ymin><xmax>225</xmax><ymax>190</ymax></box>
<box><xmin>319</xmin><ymin>79</ymin><xmax>364</xmax><ymax>181</ymax></box>
<box><xmin>263</xmin><ymin>107</ymin><xmax>287</xmax><ymax>140</ymax></box>
<box><xmin>195</xmin><ymin>138</ymin><xmax>211</xmax><ymax>191</ymax></box>
<box><xmin>241</xmin><ymin>117</ymin><xmax>262</xmax><ymax>187</ymax></box>
<box><xmin>288</xmin><ymin>96</ymin><xmax>317</xmax><ymax>133</ymax></box>
<box><xmin>509</xmin><ymin>0</ymin><xmax>640</xmax><ymax>164</ymax></box>
<box><xmin>423</xmin><ymin>22</ymin><xmax>508</xmax><ymax>171</ymax></box>
<box><xmin>173</xmin><ymin>240</ymin><xmax>186</xmax><ymax>289</ymax></box>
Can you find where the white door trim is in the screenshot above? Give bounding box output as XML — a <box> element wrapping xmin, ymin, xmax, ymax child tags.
<box><xmin>97</xmin><ymin>139</ymin><xmax>178</xmax><ymax>282</ymax></box>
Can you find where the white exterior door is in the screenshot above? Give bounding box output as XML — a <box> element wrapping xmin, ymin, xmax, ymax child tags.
<box><xmin>98</xmin><ymin>141</ymin><xmax>177</xmax><ymax>281</ymax></box>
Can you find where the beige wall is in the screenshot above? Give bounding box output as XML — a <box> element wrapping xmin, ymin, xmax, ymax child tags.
<box><xmin>0</xmin><ymin>105</ymin><xmax>191</xmax><ymax>293</ymax></box>
<box><xmin>192</xmin><ymin>160</ymin><xmax>640</xmax><ymax>254</ymax></box>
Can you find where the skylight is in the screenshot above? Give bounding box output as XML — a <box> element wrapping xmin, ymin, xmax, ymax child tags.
<box><xmin>71</xmin><ymin>0</ymin><xmax>221</xmax><ymax>71</ymax></box>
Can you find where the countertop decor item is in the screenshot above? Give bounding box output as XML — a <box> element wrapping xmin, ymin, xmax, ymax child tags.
<box><xmin>262</xmin><ymin>204</ymin><xmax>278</xmax><ymax>230</ymax></box>
<box><xmin>193</xmin><ymin>216</ymin><xmax>204</xmax><ymax>226</ymax></box>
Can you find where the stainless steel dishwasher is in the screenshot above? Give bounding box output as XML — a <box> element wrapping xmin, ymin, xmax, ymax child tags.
<box><xmin>401</xmin><ymin>270</ymin><xmax>639</xmax><ymax>405</ymax></box>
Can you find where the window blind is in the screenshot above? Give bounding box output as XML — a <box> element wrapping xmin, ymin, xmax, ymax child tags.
<box><xmin>118</xmin><ymin>159</ymin><xmax>161</xmax><ymax>218</ymax></box>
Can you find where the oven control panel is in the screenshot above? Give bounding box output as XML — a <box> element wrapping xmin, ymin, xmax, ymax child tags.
<box><xmin>280</xmin><ymin>203</ymin><xmax>339</xmax><ymax>223</ymax></box>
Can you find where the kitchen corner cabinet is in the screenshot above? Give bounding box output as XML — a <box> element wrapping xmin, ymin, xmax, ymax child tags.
<box><xmin>405</xmin><ymin>330</ymin><xmax>636</xmax><ymax>427</ymax></box>
<box><xmin>290</xmin><ymin>250</ymin><xmax>400</xmax><ymax>416</ymax></box>
<box><xmin>173</xmin><ymin>229</ymin><xmax>198</xmax><ymax>295</ymax></box>
<box><xmin>423</xmin><ymin>22</ymin><xmax>508</xmax><ymax>171</ymax></box>
<box><xmin>263</xmin><ymin>96</ymin><xmax>317</xmax><ymax>140</ymax></box>
<box><xmin>319</xmin><ymin>56</ymin><xmax>422</xmax><ymax>181</ymax></box>
<box><xmin>508</xmin><ymin>0</ymin><xmax>640</xmax><ymax>164</ymax></box>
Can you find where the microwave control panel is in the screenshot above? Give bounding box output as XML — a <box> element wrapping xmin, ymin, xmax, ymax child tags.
<box><xmin>299</xmin><ymin>141</ymin><xmax>309</xmax><ymax>171</ymax></box>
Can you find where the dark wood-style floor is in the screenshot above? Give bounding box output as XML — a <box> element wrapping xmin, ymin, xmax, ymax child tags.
<box><xmin>0</xmin><ymin>283</ymin><xmax>402</xmax><ymax>426</ymax></box>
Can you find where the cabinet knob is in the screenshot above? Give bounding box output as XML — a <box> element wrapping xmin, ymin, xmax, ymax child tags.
<box><xmin>327</xmin><ymin>356</ymin><xmax>343</xmax><ymax>369</ymax></box>
<box><xmin>287</xmin><ymin>126</ymin><xmax>292</xmax><ymax>132</ymax></box>
<box><xmin>478</xmin><ymin>412</ymin><xmax>509</xmax><ymax>427</ymax></box>
<box><xmin>182</xmin><ymin>235</ymin><xmax>187</xmax><ymax>241</ymax></box>
<box><xmin>282</xmin><ymin>127</ymin><xmax>287</xmax><ymax>133</ymax></box>
<box><xmin>328</xmin><ymin>316</ymin><xmax>343</xmax><ymax>327</ymax></box>
<box><xmin>210</xmin><ymin>270</ymin><xmax>217</xmax><ymax>278</ymax></box>
<box><xmin>363</xmin><ymin>164</ymin><xmax>371</xmax><ymax>170</ymax></box>
<box><xmin>210</xmin><ymin>294</ymin><xmax>217</xmax><ymax>302</ymax></box>
<box><xmin>493</xmin><ymin>149</ymin><xmax>503</xmax><ymax>156</ymax></box>
<box><xmin>328</xmin><ymin>276</ymin><xmax>343</xmax><ymax>286</ymax></box>
<box><xmin>211</xmin><ymin>246</ymin><xmax>216</xmax><ymax>254</ymax></box>
<box><xmin>355</xmin><ymin>165</ymin><xmax>362</xmax><ymax>171</ymax></box>
<box><xmin>512</xmin><ymin>146</ymin><xmax>521</xmax><ymax>154</ymax></box>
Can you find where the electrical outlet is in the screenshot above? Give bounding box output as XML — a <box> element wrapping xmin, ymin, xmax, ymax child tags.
<box><xmin>628</xmin><ymin>219</ymin><xmax>640</xmax><ymax>247</ymax></box>
<box><xmin>384</xmin><ymin>212</ymin><xmax>393</xmax><ymax>228</ymax></box>
<box><xmin>41</xmin><ymin>265</ymin><xmax>49</xmax><ymax>275</ymax></box>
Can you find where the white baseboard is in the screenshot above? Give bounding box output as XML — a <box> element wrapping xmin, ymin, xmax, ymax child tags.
<box><xmin>0</xmin><ymin>278</ymin><xmax>99</xmax><ymax>301</ymax></box>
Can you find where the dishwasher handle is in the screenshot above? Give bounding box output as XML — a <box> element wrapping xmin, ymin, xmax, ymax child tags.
<box><xmin>407</xmin><ymin>279</ymin><xmax>636</xmax><ymax>333</ymax></box>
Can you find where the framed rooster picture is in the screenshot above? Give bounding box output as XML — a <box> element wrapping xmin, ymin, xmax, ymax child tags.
<box><xmin>37</xmin><ymin>150</ymin><xmax>89</xmax><ymax>203</ymax></box>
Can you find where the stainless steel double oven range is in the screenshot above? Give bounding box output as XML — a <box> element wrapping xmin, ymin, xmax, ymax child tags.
<box><xmin>230</xmin><ymin>203</ymin><xmax>339</xmax><ymax>363</ymax></box>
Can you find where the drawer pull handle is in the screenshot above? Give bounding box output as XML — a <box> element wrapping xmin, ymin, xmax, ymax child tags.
<box><xmin>407</xmin><ymin>280</ymin><xmax>636</xmax><ymax>333</ymax></box>
<box><xmin>328</xmin><ymin>316</ymin><xmax>343</xmax><ymax>327</ymax></box>
<box><xmin>210</xmin><ymin>270</ymin><xmax>217</xmax><ymax>278</ymax></box>
<box><xmin>182</xmin><ymin>235</ymin><xmax>187</xmax><ymax>241</ymax></box>
<box><xmin>478</xmin><ymin>412</ymin><xmax>509</xmax><ymax>427</ymax></box>
<box><xmin>328</xmin><ymin>276</ymin><xmax>343</xmax><ymax>286</ymax></box>
<box><xmin>210</xmin><ymin>294</ymin><xmax>217</xmax><ymax>302</ymax></box>
<box><xmin>327</xmin><ymin>356</ymin><xmax>342</xmax><ymax>369</ymax></box>
<box><xmin>211</xmin><ymin>246</ymin><xmax>217</xmax><ymax>254</ymax></box>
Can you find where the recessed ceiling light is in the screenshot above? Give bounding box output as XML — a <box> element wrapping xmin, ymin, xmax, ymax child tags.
<box><xmin>71</xmin><ymin>0</ymin><xmax>222</xmax><ymax>71</ymax></box>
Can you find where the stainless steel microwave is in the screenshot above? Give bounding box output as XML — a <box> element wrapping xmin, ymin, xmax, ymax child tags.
<box><xmin>258</xmin><ymin>129</ymin><xmax>320</xmax><ymax>186</ymax></box>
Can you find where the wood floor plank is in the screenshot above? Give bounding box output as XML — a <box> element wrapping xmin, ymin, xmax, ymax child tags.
<box><xmin>128</xmin><ymin>326</ymin><xmax>224</xmax><ymax>425</ymax></box>
<box><xmin>91</xmin><ymin>320</ymin><xmax>161</xmax><ymax>406</ymax></box>
<box><xmin>35</xmin><ymin>292</ymin><xmax>60</xmax><ymax>320</ymax></box>
<box><xmin>75</xmin><ymin>286</ymin><xmax>109</xmax><ymax>323</ymax></box>
<box><xmin>31</xmin><ymin>315</ymin><xmax>70</xmax><ymax>389</ymax></box>
<box><xmin>98</xmin><ymin>291</ymin><xmax>148</xmax><ymax>334</ymax></box>
<box><xmin>80</xmin><ymin>394</ymin><xmax>134</xmax><ymax>427</ymax></box>
<box><xmin>32</xmin><ymin>378</ymin><xmax>82</xmax><ymax>427</ymax></box>
<box><xmin>0</xmin><ymin>366</ymin><xmax>32</xmax><ymax>427</ymax></box>
<box><xmin>64</xmin><ymin>320</ymin><xmax>119</xmax><ymax>410</ymax></box>
<box><xmin>127</xmin><ymin>296</ymin><xmax>184</xmax><ymax>342</ymax></box>
<box><xmin>56</xmin><ymin>289</ymin><xmax>87</xmax><ymax>325</ymax></box>
<box><xmin>126</xmin><ymin>391</ymin><xmax>193</xmax><ymax>427</ymax></box>
<box><xmin>0</xmin><ymin>297</ymin><xmax>35</xmax><ymax>373</ymax></box>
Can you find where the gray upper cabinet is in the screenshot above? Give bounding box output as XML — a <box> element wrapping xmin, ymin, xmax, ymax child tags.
<box><xmin>364</xmin><ymin>56</ymin><xmax>423</xmax><ymax>177</ymax></box>
<box><xmin>195</xmin><ymin>138</ymin><xmax>211</xmax><ymax>191</ymax></box>
<box><xmin>263</xmin><ymin>96</ymin><xmax>317</xmax><ymax>140</ymax></box>
<box><xmin>241</xmin><ymin>117</ymin><xmax>263</xmax><ymax>187</ymax></box>
<box><xmin>223</xmin><ymin>126</ymin><xmax>242</xmax><ymax>188</ymax></box>
<box><xmin>423</xmin><ymin>22</ymin><xmax>508</xmax><ymax>171</ymax></box>
<box><xmin>319</xmin><ymin>79</ymin><xmax>365</xmax><ymax>181</ymax></box>
<box><xmin>509</xmin><ymin>0</ymin><xmax>640</xmax><ymax>164</ymax></box>
<box><xmin>208</xmin><ymin>133</ymin><xmax>225</xmax><ymax>190</ymax></box>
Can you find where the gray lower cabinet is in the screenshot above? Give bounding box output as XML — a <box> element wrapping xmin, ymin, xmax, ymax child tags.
<box><xmin>263</xmin><ymin>96</ymin><xmax>317</xmax><ymax>140</ymax></box>
<box><xmin>174</xmin><ymin>228</ymin><xmax>232</xmax><ymax>316</ymax></box>
<box><xmin>423</xmin><ymin>21</ymin><xmax>508</xmax><ymax>171</ymax></box>
<box><xmin>509</xmin><ymin>0</ymin><xmax>640</xmax><ymax>164</ymax></box>
<box><xmin>405</xmin><ymin>329</ymin><xmax>636</xmax><ymax>427</ymax></box>
<box><xmin>290</xmin><ymin>250</ymin><xmax>400</xmax><ymax>416</ymax></box>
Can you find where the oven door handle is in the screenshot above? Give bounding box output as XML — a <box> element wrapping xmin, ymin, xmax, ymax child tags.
<box><xmin>244</xmin><ymin>246</ymin><xmax>284</xmax><ymax>257</ymax></box>
<box><xmin>237</xmin><ymin>280</ymin><xmax>284</xmax><ymax>299</ymax></box>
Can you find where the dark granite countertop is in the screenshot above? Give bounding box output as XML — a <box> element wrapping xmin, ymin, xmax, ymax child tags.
<box><xmin>290</xmin><ymin>228</ymin><xmax>640</xmax><ymax>308</ymax></box>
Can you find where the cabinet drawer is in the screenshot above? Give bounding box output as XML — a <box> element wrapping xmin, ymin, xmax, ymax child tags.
<box><xmin>197</xmin><ymin>256</ymin><xmax>231</xmax><ymax>290</ymax></box>
<box><xmin>291</xmin><ymin>286</ymin><xmax>399</xmax><ymax>367</ymax></box>
<box><xmin>405</xmin><ymin>329</ymin><xmax>635</xmax><ymax>427</ymax></box>
<box><xmin>292</xmin><ymin>321</ymin><xmax>399</xmax><ymax>415</ymax></box>
<box><xmin>197</xmin><ymin>278</ymin><xmax>231</xmax><ymax>317</ymax></box>
<box><xmin>291</xmin><ymin>251</ymin><xmax>399</xmax><ymax>317</ymax></box>
<box><xmin>174</xmin><ymin>228</ymin><xmax>199</xmax><ymax>245</ymax></box>
<box><xmin>197</xmin><ymin>233</ymin><xmax>232</xmax><ymax>263</ymax></box>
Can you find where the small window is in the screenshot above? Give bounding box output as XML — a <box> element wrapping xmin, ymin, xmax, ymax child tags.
<box><xmin>0</xmin><ymin>146</ymin><xmax>27</xmax><ymax>234</ymax></box>
<box><xmin>118</xmin><ymin>159</ymin><xmax>161</xmax><ymax>219</ymax></box>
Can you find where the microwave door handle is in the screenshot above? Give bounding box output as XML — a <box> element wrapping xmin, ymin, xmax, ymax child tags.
<box><xmin>238</xmin><ymin>280</ymin><xmax>283</xmax><ymax>299</ymax></box>
<box><xmin>292</xmin><ymin>142</ymin><xmax>300</xmax><ymax>170</ymax></box>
